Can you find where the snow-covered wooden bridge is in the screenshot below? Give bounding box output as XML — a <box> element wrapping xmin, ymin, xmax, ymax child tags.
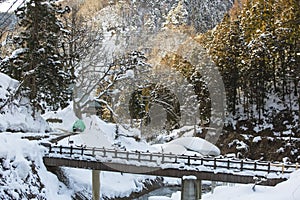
<box><xmin>43</xmin><ymin>145</ymin><xmax>298</xmax><ymax>186</ymax></box>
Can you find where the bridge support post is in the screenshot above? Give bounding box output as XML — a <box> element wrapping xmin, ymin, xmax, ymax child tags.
<box><xmin>92</xmin><ymin>170</ymin><xmax>100</xmax><ymax>200</ymax></box>
<box><xmin>211</xmin><ymin>181</ymin><xmax>216</xmax><ymax>194</ymax></box>
<box><xmin>181</xmin><ymin>176</ymin><xmax>202</xmax><ymax>200</ymax></box>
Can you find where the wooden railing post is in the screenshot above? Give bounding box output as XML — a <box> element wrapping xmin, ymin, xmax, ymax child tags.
<box><xmin>60</xmin><ymin>145</ymin><xmax>62</xmax><ymax>154</ymax></box>
<box><xmin>187</xmin><ymin>156</ymin><xmax>191</xmax><ymax>165</ymax></box>
<box><xmin>49</xmin><ymin>146</ymin><xmax>52</xmax><ymax>153</ymax></box>
<box><xmin>126</xmin><ymin>151</ymin><xmax>129</xmax><ymax>161</ymax></box>
<box><xmin>214</xmin><ymin>158</ymin><xmax>217</xmax><ymax>169</ymax></box>
<box><xmin>70</xmin><ymin>146</ymin><xmax>73</xmax><ymax>156</ymax></box>
<box><xmin>92</xmin><ymin>148</ymin><xmax>95</xmax><ymax>156</ymax></box>
<box><xmin>81</xmin><ymin>147</ymin><xmax>84</xmax><ymax>155</ymax></box>
<box><xmin>114</xmin><ymin>149</ymin><xmax>118</xmax><ymax>158</ymax></box>
<box><xmin>138</xmin><ymin>152</ymin><xmax>141</xmax><ymax>162</ymax></box>
<box><xmin>103</xmin><ymin>148</ymin><xmax>106</xmax><ymax>157</ymax></box>
<box><xmin>161</xmin><ymin>153</ymin><xmax>165</xmax><ymax>164</ymax></box>
<box><xmin>227</xmin><ymin>160</ymin><xmax>230</xmax><ymax>169</ymax></box>
<box><xmin>268</xmin><ymin>162</ymin><xmax>271</xmax><ymax>173</ymax></box>
<box><xmin>254</xmin><ymin>162</ymin><xmax>257</xmax><ymax>171</ymax></box>
<box><xmin>240</xmin><ymin>160</ymin><xmax>244</xmax><ymax>171</ymax></box>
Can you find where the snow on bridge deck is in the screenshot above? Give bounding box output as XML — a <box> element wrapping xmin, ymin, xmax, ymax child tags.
<box><xmin>43</xmin><ymin>145</ymin><xmax>298</xmax><ymax>186</ymax></box>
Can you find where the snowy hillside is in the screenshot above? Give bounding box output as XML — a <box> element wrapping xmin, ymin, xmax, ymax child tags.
<box><xmin>0</xmin><ymin>0</ymin><xmax>233</xmax><ymax>33</ymax></box>
<box><xmin>117</xmin><ymin>0</ymin><xmax>234</xmax><ymax>33</ymax></box>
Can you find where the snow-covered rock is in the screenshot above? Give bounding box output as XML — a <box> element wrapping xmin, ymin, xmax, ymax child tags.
<box><xmin>169</xmin><ymin>137</ymin><xmax>221</xmax><ymax>156</ymax></box>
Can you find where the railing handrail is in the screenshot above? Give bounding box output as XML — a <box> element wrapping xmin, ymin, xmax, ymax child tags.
<box><xmin>44</xmin><ymin>145</ymin><xmax>299</xmax><ymax>174</ymax></box>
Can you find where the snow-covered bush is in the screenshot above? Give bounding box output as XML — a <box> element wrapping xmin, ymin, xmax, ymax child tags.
<box><xmin>0</xmin><ymin>73</ymin><xmax>50</xmax><ymax>132</ymax></box>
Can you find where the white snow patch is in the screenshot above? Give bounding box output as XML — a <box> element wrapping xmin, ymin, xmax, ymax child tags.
<box><xmin>253</xmin><ymin>136</ymin><xmax>262</xmax><ymax>143</ymax></box>
<box><xmin>182</xmin><ymin>175</ymin><xmax>197</xmax><ymax>180</ymax></box>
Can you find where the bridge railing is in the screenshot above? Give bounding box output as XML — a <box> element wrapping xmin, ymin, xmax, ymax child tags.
<box><xmin>45</xmin><ymin>145</ymin><xmax>299</xmax><ymax>174</ymax></box>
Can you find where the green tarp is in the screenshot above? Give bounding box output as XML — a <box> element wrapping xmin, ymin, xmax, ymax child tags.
<box><xmin>72</xmin><ymin>119</ymin><xmax>86</xmax><ymax>132</ymax></box>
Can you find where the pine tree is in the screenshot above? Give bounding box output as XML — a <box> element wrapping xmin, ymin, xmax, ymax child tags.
<box><xmin>277</xmin><ymin>0</ymin><xmax>300</xmax><ymax>119</ymax></box>
<box><xmin>208</xmin><ymin>12</ymin><xmax>243</xmax><ymax>116</ymax></box>
<box><xmin>0</xmin><ymin>0</ymin><xmax>72</xmax><ymax>112</ymax></box>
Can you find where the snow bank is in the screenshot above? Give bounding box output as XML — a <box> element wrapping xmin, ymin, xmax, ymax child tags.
<box><xmin>101</xmin><ymin>172</ymin><xmax>158</xmax><ymax>199</ymax></box>
<box><xmin>150</xmin><ymin>170</ymin><xmax>300</xmax><ymax>200</ymax></box>
<box><xmin>202</xmin><ymin>169</ymin><xmax>300</xmax><ymax>200</ymax></box>
<box><xmin>149</xmin><ymin>191</ymin><xmax>181</xmax><ymax>200</ymax></box>
<box><xmin>44</xmin><ymin>104</ymin><xmax>156</xmax><ymax>152</ymax></box>
<box><xmin>152</xmin><ymin>143</ymin><xmax>187</xmax><ymax>155</ymax></box>
<box><xmin>0</xmin><ymin>133</ymin><xmax>71</xmax><ymax>199</ymax></box>
<box><xmin>151</xmin><ymin>136</ymin><xmax>220</xmax><ymax>156</ymax></box>
<box><xmin>42</xmin><ymin>104</ymin><xmax>77</xmax><ymax>132</ymax></box>
<box><xmin>0</xmin><ymin>73</ymin><xmax>50</xmax><ymax>132</ymax></box>
<box><xmin>169</xmin><ymin>137</ymin><xmax>221</xmax><ymax>156</ymax></box>
<box><xmin>63</xmin><ymin>168</ymin><xmax>160</xmax><ymax>199</ymax></box>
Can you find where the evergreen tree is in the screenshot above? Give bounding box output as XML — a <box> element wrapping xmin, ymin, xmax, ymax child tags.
<box><xmin>276</xmin><ymin>0</ymin><xmax>300</xmax><ymax>98</ymax></box>
<box><xmin>0</xmin><ymin>0</ymin><xmax>72</xmax><ymax>112</ymax></box>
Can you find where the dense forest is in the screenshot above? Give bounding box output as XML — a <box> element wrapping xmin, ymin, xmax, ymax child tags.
<box><xmin>202</xmin><ymin>0</ymin><xmax>299</xmax><ymax>121</ymax></box>
<box><xmin>199</xmin><ymin>0</ymin><xmax>300</xmax><ymax>162</ymax></box>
